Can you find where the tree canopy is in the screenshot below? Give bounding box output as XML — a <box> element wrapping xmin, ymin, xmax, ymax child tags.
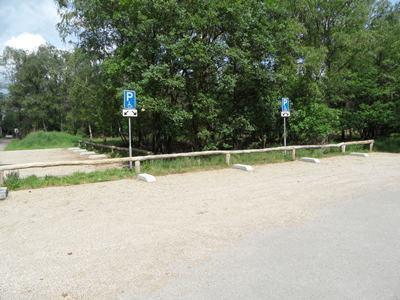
<box><xmin>1</xmin><ymin>0</ymin><xmax>399</xmax><ymax>152</ymax></box>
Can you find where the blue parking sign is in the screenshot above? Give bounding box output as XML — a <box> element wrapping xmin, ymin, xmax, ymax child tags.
<box><xmin>123</xmin><ymin>90</ymin><xmax>136</xmax><ymax>109</ymax></box>
<box><xmin>281</xmin><ymin>98</ymin><xmax>290</xmax><ymax>112</ymax></box>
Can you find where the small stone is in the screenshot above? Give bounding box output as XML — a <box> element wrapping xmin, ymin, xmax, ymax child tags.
<box><xmin>0</xmin><ymin>187</ymin><xmax>8</xmax><ymax>200</ymax></box>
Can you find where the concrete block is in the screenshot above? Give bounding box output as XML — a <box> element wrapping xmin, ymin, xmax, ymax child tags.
<box><xmin>232</xmin><ymin>164</ymin><xmax>253</xmax><ymax>172</ymax></box>
<box><xmin>88</xmin><ymin>154</ymin><xmax>107</xmax><ymax>159</ymax></box>
<box><xmin>79</xmin><ymin>151</ymin><xmax>96</xmax><ymax>156</ymax></box>
<box><xmin>137</xmin><ymin>173</ymin><xmax>156</xmax><ymax>183</ymax></box>
<box><xmin>68</xmin><ymin>147</ymin><xmax>81</xmax><ymax>151</ymax></box>
<box><xmin>0</xmin><ymin>187</ymin><xmax>8</xmax><ymax>200</ymax></box>
<box><xmin>300</xmin><ymin>157</ymin><xmax>320</xmax><ymax>164</ymax></box>
<box><xmin>350</xmin><ymin>152</ymin><xmax>369</xmax><ymax>157</ymax></box>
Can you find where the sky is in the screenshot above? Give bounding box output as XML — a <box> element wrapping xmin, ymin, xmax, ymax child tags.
<box><xmin>0</xmin><ymin>0</ymin><xmax>67</xmax><ymax>53</ymax></box>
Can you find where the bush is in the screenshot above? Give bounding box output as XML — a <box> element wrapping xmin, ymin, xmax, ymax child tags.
<box><xmin>290</xmin><ymin>103</ymin><xmax>340</xmax><ymax>143</ymax></box>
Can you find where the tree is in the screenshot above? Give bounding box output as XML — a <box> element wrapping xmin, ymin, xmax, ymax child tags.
<box><xmin>2</xmin><ymin>0</ymin><xmax>399</xmax><ymax>149</ymax></box>
<box><xmin>57</xmin><ymin>0</ymin><xmax>304</xmax><ymax>151</ymax></box>
<box><xmin>2</xmin><ymin>45</ymin><xmax>68</xmax><ymax>133</ymax></box>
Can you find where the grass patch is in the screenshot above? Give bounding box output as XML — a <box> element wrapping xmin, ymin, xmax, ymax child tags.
<box><xmin>6</xmin><ymin>131</ymin><xmax>80</xmax><ymax>151</ymax></box>
<box><xmin>141</xmin><ymin>155</ymin><xmax>227</xmax><ymax>176</ymax></box>
<box><xmin>4</xmin><ymin>147</ymin><xmax>365</xmax><ymax>191</ymax></box>
<box><xmin>4</xmin><ymin>168</ymin><xmax>135</xmax><ymax>191</ymax></box>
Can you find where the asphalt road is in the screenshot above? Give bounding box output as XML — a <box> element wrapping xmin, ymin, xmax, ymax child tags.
<box><xmin>148</xmin><ymin>188</ymin><xmax>400</xmax><ymax>300</ymax></box>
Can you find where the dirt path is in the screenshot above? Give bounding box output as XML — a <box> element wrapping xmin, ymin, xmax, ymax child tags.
<box><xmin>0</xmin><ymin>147</ymin><xmax>112</xmax><ymax>177</ymax></box>
<box><xmin>0</xmin><ymin>138</ymin><xmax>12</xmax><ymax>151</ymax></box>
<box><xmin>0</xmin><ymin>153</ymin><xmax>399</xmax><ymax>299</ymax></box>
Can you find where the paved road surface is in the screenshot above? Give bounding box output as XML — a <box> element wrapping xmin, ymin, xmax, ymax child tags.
<box><xmin>148</xmin><ymin>189</ymin><xmax>400</xmax><ymax>300</ymax></box>
<box><xmin>0</xmin><ymin>153</ymin><xmax>399</xmax><ymax>299</ymax></box>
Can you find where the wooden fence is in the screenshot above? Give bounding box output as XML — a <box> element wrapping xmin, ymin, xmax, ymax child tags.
<box><xmin>79</xmin><ymin>140</ymin><xmax>153</xmax><ymax>155</ymax></box>
<box><xmin>0</xmin><ymin>140</ymin><xmax>374</xmax><ymax>183</ymax></box>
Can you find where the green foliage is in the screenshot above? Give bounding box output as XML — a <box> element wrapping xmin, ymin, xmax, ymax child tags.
<box><xmin>1</xmin><ymin>0</ymin><xmax>399</xmax><ymax>150</ymax></box>
<box><xmin>291</xmin><ymin>103</ymin><xmax>340</xmax><ymax>143</ymax></box>
<box><xmin>1</xmin><ymin>46</ymin><xmax>68</xmax><ymax>133</ymax></box>
<box><xmin>5</xmin><ymin>131</ymin><xmax>80</xmax><ymax>150</ymax></box>
<box><xmin>375</xmin><ymin>134</ymin><xmax>400</xmax><ymax>153</ymax></box>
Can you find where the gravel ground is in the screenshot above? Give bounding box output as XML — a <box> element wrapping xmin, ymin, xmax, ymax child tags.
<box><xmin>0</xmin><ymin>148</ymin><xmax>112</xmax><ymax>177</ymax></box>
<box><xmin>0</xmin><ymin>139</ymin><xmax>11</xmax><ymax>151</ymax></box>
<box><xmin>0</xmin><ymin>153</ymin><xmax>399</xmax><ymax>299</ymax></box>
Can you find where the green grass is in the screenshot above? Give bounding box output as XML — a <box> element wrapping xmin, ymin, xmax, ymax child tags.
<box><xmin>375</xmin><ymin>134</ymin><xmax>400</xmax><ymax>153</ymax></box>
<box><xmin>6</xmin><ymin>131</ymin><xmax>81</xmax><ymax>150</ymax></box>
<box><xmin>4</xmin><ymin>146</ymin><xmax>369</xmax><ymax>191</ymax></box>
<box><xmin>4</xmin><ymin>168</ymin><xmax>135</xmax><ymax>190</ymax></box>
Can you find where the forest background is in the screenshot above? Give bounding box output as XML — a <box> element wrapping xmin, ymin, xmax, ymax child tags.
<box><xmin>1</xmin><ymin>0</ymin><xmax>399</xmax><ymax>153</ymax></box>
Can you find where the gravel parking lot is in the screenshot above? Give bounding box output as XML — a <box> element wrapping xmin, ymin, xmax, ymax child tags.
<box><xmin>0</xmin><ymin>153</ymin><xmax>399</xmax><ymax>299</ymax></box>
<box><xmin>0</xmin><ymin>147</ymin><xmax>112</xmax><ymax>177</ymax></box>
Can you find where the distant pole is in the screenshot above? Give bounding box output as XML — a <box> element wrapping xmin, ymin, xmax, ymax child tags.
<box><xmin>128</xmin><ymin>117</ymin><xmax>133</xmax><ymax>170</ymax></box>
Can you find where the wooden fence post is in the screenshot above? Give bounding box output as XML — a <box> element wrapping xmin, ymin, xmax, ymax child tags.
<box><xmin>291</xmin><ymin>148</ymin><xmax>296</xmax><ymax>161</ymax></box>
<box><xmin>225</xmin><ymin>153</ymin><xmax>231</xmax><ymax>165</ymax></box>
<box><xmin>0</xmin><ymin>171</ymin><xmax>4</xmax><ymax>185</ymax></box>
<box><xmin>369</xmin><ymin>141</ymin><xmax>374</xmax><ymax>152</ymax></box>
<box><xmin>134</xmin><ymin>161</ymin><xmax>141</xmax><ymax>173</ymax></box>
<box><xmin>341</xmin><ymin>144</ymin><xmax>346</xmax><ymax>153</ymax></box>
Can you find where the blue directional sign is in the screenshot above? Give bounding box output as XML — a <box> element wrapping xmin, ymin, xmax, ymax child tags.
<box><xmin>123</xmin><ymin>90</ymin><xmax>136</xmax><ymax>109</ymax></box>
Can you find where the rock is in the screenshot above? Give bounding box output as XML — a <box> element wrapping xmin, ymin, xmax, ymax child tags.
<box><xmin>137</xmin><ymin>173</ymin><xmax>156</xmax><ymax>183</ymax></box>
<box><xmin>232</xmin><ymin>164</ymin><xmax>253</xmax><ymax>172</ymax></box>
<box><xmin>0</xmin><ymin>187</ymin><xmax>8</xmax><ymax>200</ymax></box>
<box><xmin>350</xmin><ymin>152</ymin><xmax>369</xmax><ymax>157</ymax></box>
<box><xmin>300</xmin><ymin>157</ymin><xmax>320</xmax><ymax>164</ymax></box>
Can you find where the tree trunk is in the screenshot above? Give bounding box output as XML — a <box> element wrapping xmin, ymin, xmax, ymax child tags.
<box><xmin>42</xmin><ymin>120</ymin><xmax>47</xmax><ymax>131</ymax></box>
<box><xmin>88</xmin><ymin>123</ymin><xmax>93</xmax><ymax>140</ymax></box>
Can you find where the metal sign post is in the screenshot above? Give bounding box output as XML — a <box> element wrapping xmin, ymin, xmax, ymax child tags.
<box><xmin>128</xmin><ymin>117</ymin><xmax>133</xmax><ymax>169</ymax></box>
<box><xmin>283</xmin><ymin>116</ymin><xmax>287</xmax><ymax>148</ymax></box>
<box><xmin>122</xmin><ymin>90</ymin><xmax>138</xmax><ymax>170</ymax></box>
<box><xmin>281</xmin><ymin>98</ymin><xmax>290</xmax><ymax>153</ymax></box>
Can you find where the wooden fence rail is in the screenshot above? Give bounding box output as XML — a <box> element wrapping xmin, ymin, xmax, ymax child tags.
<box><xmin>79</xmin><ymin>140</ymin><xmax>153</xmax><ymax>155</ymax></box>
<box><xmin>0</xmin><ymin>140</ymin><xmax>374</xmax><ymax>182</ymax></box>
